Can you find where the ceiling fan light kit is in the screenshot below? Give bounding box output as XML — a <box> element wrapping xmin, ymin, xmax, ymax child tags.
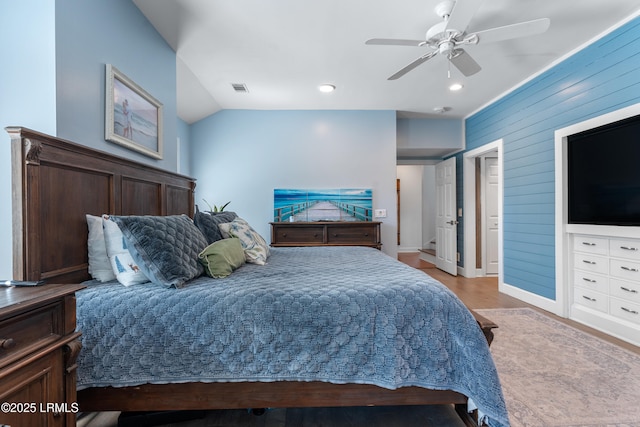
<box><xmin>366</xmin><ymin>0</ymin><xmax>550</xmax><ymax>80</ymax></box>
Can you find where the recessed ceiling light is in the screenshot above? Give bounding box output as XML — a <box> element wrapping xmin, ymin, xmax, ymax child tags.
<box><xmin>449</xmin><ymin>83</ymin><xmax>463</xmax><ymax>91</ymax></box>
<box><xmin>318</xmin><ymin>84</ymin><xmax>336</xmax><ymax>93</ymax></box>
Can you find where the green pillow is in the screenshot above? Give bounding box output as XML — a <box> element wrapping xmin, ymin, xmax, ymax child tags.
<box><xmin>198</xmin><ymin>237</ymin><xmax>246</xmax><ymax>278</ymax></box>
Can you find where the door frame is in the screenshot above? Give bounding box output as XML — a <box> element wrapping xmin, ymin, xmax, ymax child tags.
<box><xmin>462</xmin><ymin>139</ymin><xmax>503</xmax><ymax>281</ymax></box>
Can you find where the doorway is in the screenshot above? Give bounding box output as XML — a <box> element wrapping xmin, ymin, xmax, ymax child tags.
<box><xmin>480</xmin><ymin>156</ymin><xmax>499</xmax><ymax>275</ymax></box>
<box><xmin>462</xmin><ymin>140</ymin><xmax>503</xmax><ymax>279</ymax></box>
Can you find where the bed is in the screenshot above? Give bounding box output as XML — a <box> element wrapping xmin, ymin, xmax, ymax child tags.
<box><xmin>7</xmin><ymin>127</ymin><xmax>509</xmax><ymax>427</ymax></box>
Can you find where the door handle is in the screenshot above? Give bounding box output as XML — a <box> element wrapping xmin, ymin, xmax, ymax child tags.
<box><xmin>447</xmin><ymin>220</ymin><xmax>459</xmax><ymax>225</ymax></box>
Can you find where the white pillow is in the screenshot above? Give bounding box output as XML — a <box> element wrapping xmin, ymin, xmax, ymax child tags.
<box><xmin>218</xmin><ymin>218</ymin><xmax>270</xmax><ymax>265</ymax></box>
<box><xmin>86</xmin><ymin>214</ymin><xmax>116</xmax><ymax>282</ymax></box>
<box><xmin>102</xmin><ymin>215</ymin><xmax>149</xmax><ymax>286</ymax></box>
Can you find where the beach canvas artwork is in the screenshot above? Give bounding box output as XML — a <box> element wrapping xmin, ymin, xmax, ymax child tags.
<box><xmin>105</xmin><ymin>64</ymin><xmax>163</xmax><ymax>159</ymax></box>
<box><xmin>274</xmin><ymin>188</ymin><xmax>373</xmax><ymax>222</ymax></box>
<box><xmin>112</xmin><ymin>77</ymin><xmax>159</xmax><ymax>151</ymax></box>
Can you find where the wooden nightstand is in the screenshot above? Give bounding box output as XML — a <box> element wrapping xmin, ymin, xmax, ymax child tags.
<box><xmin>0</xmin><ymin>284</ymin><xmax>85</xmax><ymax>427</ymax></box>
<box><xmin>270</xmin><ymin>221</ymin><xmax>382</xmax><ymax>249</ymax></box>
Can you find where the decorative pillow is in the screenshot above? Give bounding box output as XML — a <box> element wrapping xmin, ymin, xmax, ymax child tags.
<box><xmin>198</xmin><ymin>237</ymin><xmax>246</xmax><ymax>278</ymax></box>
<box><xmin>86</xmin><ymin>214</ymin><xmax>117</xmax><ymax>282</ymax></box>
<box><xmin>218</xmin><ymin>218</ymin><xmax>270</xmax><ymax>265</ymax></box>
<box><xmin>193</xmin><ymin>209</ymin><xmax>238</xmax><ymax>244</ymax></box>
<box><xmin>102</xmin><ymin>215</ymin><xmax>149</xmax><ymax>286</ymax></box>
<box><xmin>111</xmin><ymin>214</ymin><xmax>208</xmax><ymax>288</ymax></box>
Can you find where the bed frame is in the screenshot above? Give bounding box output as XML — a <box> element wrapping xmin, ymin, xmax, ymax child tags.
<box><xmin>8</xmin><ymin>127</ymin><xmax>496</xmax><ymax>426</ymax></box>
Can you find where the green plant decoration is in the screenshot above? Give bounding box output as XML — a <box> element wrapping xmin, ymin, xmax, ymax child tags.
<box><xmin>203</xmin><ymin>199</ymin><xmax>231</xmax><ymax>213</ymax></box>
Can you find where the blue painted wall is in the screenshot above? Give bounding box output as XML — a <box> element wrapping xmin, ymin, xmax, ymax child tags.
<box><xmin>0</xmin><ymin>1</ymin><xmax>58</xmax><ymax>280</ymax></box>
<box><xmin>463</xmin><ymin>17</ymin><xmax>640</xmax><ymax>299</ymax></box>
<box><xmin>190</xmin><ymin>110</ymin><xmax>399</xmax><ymax>257</ymax></box>
<box><xmin>177</xmin><ymin>118</ymin><xmax>192</xmax><ymax>176</ymax></box>
<box><xmin>55</xmin><ymin>0</ymin><xmax>178</xmax><ymax>170</ymax></box>
<box><xmin>0</xmin><ymin>0</ymin><xmax>178</xmax><ymax>279</ymax></box>
<box><xmin>397</xmin><ymin>118</ymin><xmax>463</xmax><ymax>153</ymax></box>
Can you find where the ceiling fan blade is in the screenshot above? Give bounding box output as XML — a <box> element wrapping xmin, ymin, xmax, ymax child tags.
<box><xmin>388</xmin><ymin>51</ymin><xmax>439</xmax><ymax>80</ymax></box>
<box><xmin>366</xmin><ymin>38</ymin><xmax>425</xmax><ymax>47</ymax></box>
<box><xmin>473</xmin><ymin>18</ymin><xmax>550</xmax><ymax>44</ymax></box>
<box><xmin>445</xmin><ymin>0</ymin><xmax>485</xmax><ymax>33</ymax></box>
<box><xmin>449</xmin><ymin>49</ymin><xmax>481</xmax><ymax>76</ymax></box>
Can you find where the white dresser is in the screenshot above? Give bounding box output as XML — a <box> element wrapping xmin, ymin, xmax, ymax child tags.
<box><xmin>571</xmin><ymin>234</ymin><xmax>640</xmax><ymax>346</ymax></box>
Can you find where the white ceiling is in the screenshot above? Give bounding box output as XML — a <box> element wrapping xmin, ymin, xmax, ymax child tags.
<box><xmin>133</xmin><ymin>0</ymin><xmax>640</xmax><ymax>125</ymax></box>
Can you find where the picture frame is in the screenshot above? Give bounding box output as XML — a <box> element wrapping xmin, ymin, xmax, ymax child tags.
<box><xmin>105</xmin><ymin>64</ymin><xmax>163</xmax><ymax>159</ymax></box>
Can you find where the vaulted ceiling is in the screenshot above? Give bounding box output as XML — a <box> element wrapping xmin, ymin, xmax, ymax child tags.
<box><xmin>133</xmin><ymin>0</ymin><xmax>640</xmax><ymax>124</ymax></box>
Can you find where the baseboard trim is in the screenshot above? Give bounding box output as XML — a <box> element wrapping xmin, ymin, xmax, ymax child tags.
<box><xmin>500</xmin><ymin>281</ymin><xmax>562</xmax><ymax>316</ymax></box>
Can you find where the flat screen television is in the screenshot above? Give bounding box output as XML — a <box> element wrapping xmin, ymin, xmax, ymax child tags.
<box><xmin>568</xmin><ymin>113</ymin><xmax>640</xmax><ymax>226</ymax></box>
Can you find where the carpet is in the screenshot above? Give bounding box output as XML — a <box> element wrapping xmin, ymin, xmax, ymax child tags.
<box><xmin>475</xmin><ymin>308</ymin><xmax>640</xmax><ymax>427</ymax></box>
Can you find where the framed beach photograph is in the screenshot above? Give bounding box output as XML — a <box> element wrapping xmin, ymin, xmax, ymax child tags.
<box><xmin>105</xmin><ymin>64</ymin><xmax>163</xmax><ymax>159</ymax></box>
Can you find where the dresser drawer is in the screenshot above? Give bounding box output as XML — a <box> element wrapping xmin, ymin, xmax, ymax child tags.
<box><xmin>610</xmin><ymin>238</ymin><xmax>640</xmax><ymax>261</ymax></box>
<box><xmin>609</xmin><ymin>298</ymin><xmax>640</xmax><ymax>325</ymax></box>
<box><xmin>573</xmin><ymin>235</ymin><xmax>609</xmax><ymax>255</ymax></box>
<box><xmin>573</xmin><ymin>287</ymin><xmax>608</xmax><ymax>313</ymax></box>
<box><xmin>609</xmin><ymin>278</ymin><xmax>640</xmax><ymax>304</ymax></box>
<box><xmin>272</xmin><ymin>225</ymin><xmax>324</xmax><ymax>244</ymax></box>
<box><xmin>0</xmin><ymin>302</ymin><xmax>62</xmax><ymax>366</ymax></box>
<box><xmin>326</xmin><ymin>224</ymin><xmax>378</xmax><ymax>245</ymax></box>
<box><xmin>270</xmin><ymin>222</ymin><xmax>381</xmax><ymax>249</ymax></box>
<box><xmin>609</xmin><ymin>258</ymin><xmax>640</xmax><ymax>281</ymax></box>
<box><xmin>573</xmin><ymin>270</ymin><xmax>608</xmax><ymax>293</ymax></box>
<box><xmin>573</xmin><ymin>253</ymin><xmax>608</xmax><ymax>275</ymax></box>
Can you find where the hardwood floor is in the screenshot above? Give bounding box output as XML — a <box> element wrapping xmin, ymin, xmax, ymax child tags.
<box><xmin>397</xmin><ymin>252</ymin><xmax>640</xmax><ymax>355</ymax></box>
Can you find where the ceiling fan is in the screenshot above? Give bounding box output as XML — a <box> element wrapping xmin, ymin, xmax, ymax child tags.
<box><xmin>366</xmin><ymin>0</ymin><xmax>550</xmax><ymax>80</ymax></box>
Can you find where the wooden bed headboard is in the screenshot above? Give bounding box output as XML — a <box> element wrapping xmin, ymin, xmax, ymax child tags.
<box><xmin>7</xmin><ymin>127</ymin><xmax>196</xmax><ymax>284</ymax></box>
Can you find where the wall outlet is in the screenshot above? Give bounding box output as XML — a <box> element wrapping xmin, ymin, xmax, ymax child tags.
<box><xmin>374</xmin><ymin>209</ymin><xmax>387</xmax><ymax>218</ymax></box>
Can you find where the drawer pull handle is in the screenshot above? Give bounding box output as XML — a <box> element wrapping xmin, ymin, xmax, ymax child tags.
<box><xmin>620</xmin><ymin>266</ymin><xmax>638</xmax><ymax>272</ymax></box>
<box><xmin>620</xmin><ymin>286</ymin><xmax>639</xmax><ymax>294</ymax></box>
<box><xmin>582</xmin><ymin>278</ymin><xmax>596</xmax><ymax>283</ymax></box>
<box><xmin>333</xmin><ymin>234</ymin><xmax>338</xmax><ymax>237</ymax></box>
<box><xmin>313</xmin><ymin>233</ymin><xmax>318</xmax><ymax>237</ymax></box>
<box><xmin>620</xmin><ymin>246</ymin><xmax>638</xmax><ymax>251</ymax></box>
<box><xmin>582</xmin><ymin>295</ymin><xmax>597</xmax><ymax>302</ymax></box>
<box><xmin>0</xmin><ymin>338</ymin><xmax>16</xmax><ymax>350</ymax></box>
<box><xmin>621</xmin><ymin>307</ymin><xmax>639</xmax><ymax>315</ymax></box>
<box><xmin>582</xmin><ymin>260</ymin><xmax>596</xmax><ymax>265</ymax></box>
<box><xmin>364</xmin><ymin>233</ymin><xmax>369</xmax><ymax>237</ymax></box>
<box><xmin>582</xmin><ymin>242</ymin><xmax>596</xmax><ymax>246</ymax></box>
<box><xmin>282</xmin><ymin>233</ymin><xmax>287</xmax><ymax>237</ymax></box>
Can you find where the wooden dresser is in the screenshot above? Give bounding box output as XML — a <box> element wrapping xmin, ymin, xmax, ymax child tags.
<box><xmin>0</xmin><ymin>284</ymin><xmax>85</xmax><ymax>427</ymax></box>
<box><xmin>270</xmin><ymin>221</ymin><xmax>382</xmax><ymax>249</ymax></box>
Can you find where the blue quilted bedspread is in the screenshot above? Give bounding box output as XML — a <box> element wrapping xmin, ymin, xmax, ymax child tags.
<box><xmin>76</xmin><ymin>246</ymin><xmax>509</xmax><ymax>427</ymax></box>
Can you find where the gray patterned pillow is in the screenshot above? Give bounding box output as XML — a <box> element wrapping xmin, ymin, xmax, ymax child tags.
<box><xmin>193</xmin><ymin>209</ymin><xmax>238</xmax><ymax>244</ymax></box>
<box><xmin>111</xmin><ymin>215</ymin><xmax>208</xmax><ymax>288</ymax></box>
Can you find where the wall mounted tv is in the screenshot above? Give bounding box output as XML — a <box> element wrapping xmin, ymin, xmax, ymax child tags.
<box><xmin>568</xmin><ymin>113</ymin><xmax>640</xmax><ymax>226</ymax></box>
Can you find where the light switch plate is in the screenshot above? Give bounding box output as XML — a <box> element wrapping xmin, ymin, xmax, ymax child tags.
<box><xmin>374</xmin><ymin>209</ymin><xmax>387</xmax><ymax>218</ymax></box>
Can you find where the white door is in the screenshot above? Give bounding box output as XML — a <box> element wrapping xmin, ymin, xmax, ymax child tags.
<box><xmin>435</xmin><ymin>157</ymin><xmax>457</xmax><ymax>275</ymax></box>
<box><xmin>484</xmin><ymin>157</ymin><xmax>499</xmax><ymax>275</ymax></box>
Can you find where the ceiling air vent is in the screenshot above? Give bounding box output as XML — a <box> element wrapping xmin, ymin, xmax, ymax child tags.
<box><xmin>231</xmin><ymin>83</ymin><xmax>248</xmax><ymax>93</ymax></box>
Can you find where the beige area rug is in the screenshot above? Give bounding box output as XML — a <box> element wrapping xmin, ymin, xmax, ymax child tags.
<box><xmin>475</xmin><ymin>308</ymin><xmax>640</xmax><ymax>427</ymax></box>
